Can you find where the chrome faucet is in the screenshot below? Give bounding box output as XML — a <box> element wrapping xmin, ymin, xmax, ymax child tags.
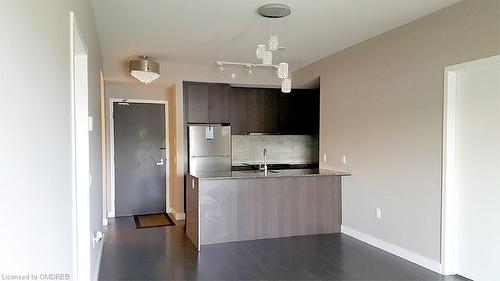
<box><xmin>260</xmin><ymin>148</ymin><xmax>268</xmax><ymax>175</ymax></box>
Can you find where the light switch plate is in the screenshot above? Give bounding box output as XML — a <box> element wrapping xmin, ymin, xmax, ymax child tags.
<box><xmin>323</xmin><ymin>154</ymin><xmax>327</xmax><ymax>162</ymax></box>
<box><xmin>88</xmin><ymin>116</ymin><xmax>93</xmax><ymax>132</ymax></box>
<box><xmin>341</xmin><ymin>155</ymin><xmax>347</xmax><ymax>164</ymax></box>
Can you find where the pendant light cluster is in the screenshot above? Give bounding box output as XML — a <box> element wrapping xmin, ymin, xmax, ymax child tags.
<box><xmin>257</xmin><ymin>3</ymin><xmax>291</xmax><ymax>93</ymax></box>
<box><xmin>215</xmin><ymin>3</ymin><xmax>292</xmax><ymax>93</ymax></box>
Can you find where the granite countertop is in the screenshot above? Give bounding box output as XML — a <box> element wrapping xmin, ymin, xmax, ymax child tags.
<box><xmin>189</xmin><ymin>169</ymin><xmax>351</xmax><ymax>180</ymax></box>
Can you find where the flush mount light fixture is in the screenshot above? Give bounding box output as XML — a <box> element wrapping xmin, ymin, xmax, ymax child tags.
<box><xmin>129</xmin><ymin>56</ymin><xmax>160</xmax><ymax>84</ymax></box>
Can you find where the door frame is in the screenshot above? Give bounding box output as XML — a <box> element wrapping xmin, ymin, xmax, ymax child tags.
<box><xmin>108</xmin><ymin>98</ymin><xmax>170</xmax><ymax>218</ymax></box>
<box><xmin>441</xmin><ymin>55</ymin><xmax>500</xmax><ymax>275</ymax></box>
<box><xmin>70</xmin><ymin>11</ymin><xmax>91</xmax><ymax>281</ymax></box>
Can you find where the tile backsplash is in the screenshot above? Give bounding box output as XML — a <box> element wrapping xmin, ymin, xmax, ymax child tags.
<box><xmin>232</xmin><ymin>135</ymin><xmax>319</xmax><ymax>165</ymax></box>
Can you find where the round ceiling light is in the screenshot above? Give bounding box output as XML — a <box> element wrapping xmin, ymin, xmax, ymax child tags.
<box><xmin>129</xmin><ymin>56</ymin><xmax>160</xmax><ymax>84</ymax></box>
<box><xmin>258</xmin><ymin>3</ymin><xmax>291</xmax><ymax>18</ymax></box>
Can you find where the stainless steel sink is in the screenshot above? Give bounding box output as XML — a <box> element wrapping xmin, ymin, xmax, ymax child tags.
<box><xmin>239</xmin><ymin>170</ymin><xmax>278</xmax><ymax>174</ymax></box>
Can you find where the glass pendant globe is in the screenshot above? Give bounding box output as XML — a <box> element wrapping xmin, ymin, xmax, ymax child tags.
<box><xmin>277</xmin><ymin>63</ymin><xmax>288</xmax><ymax>79</ymax></box>
<box><xmin>256</xmin><ymin>44</ymin><xmax>266</xmax><ymax>59</ymax></box>
<box><xmin>281</xmin><ymin>78</ymin><xmax>291</xmax><ymax>93</ymax></box>
<box><xmin>262</xmin><ymin>51</ymin><xmax>272</xmax><ymax>65</ymax></box>
<box><xmin>269</xmin><ymin>35</ymin><xmax>279</xmax><ymax>51</ymax></box>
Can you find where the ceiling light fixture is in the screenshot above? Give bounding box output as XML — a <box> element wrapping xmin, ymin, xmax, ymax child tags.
<box><xmin>216</xmin><ymin>3</ymin><xmax>292</xmax><ymax>93</ymax></box>
<box><xmin>129</xmin><ymin>56</ymin><xmax>160</xmax><ymax>84</ymax></box>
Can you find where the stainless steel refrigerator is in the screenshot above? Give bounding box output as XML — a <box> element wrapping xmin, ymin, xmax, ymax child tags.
<box><xmin>188</xmin><ymin>124</ymin><xmax>231</xmax><ymax>174</ymax></box>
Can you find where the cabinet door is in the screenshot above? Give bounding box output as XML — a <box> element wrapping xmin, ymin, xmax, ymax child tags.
<box><xmin>265</xmin><ymin>88</ymin><xmax>280</xmax><ymax>133</ymax></box>
<box><xmin>230</xmin><ymin>88</ymin><xmax>247</xmax><ymax>135</ymax></box>
<box><xmin>293</xmin><ymin>89</ymin><xmax>320</xmax><ymax>135</ymax></box>
<box><xmin>279</xmin><ymin>93</ymin><xmax>297</xmax><ymax>134</ymax></box>
<box><xmin>208</xmin><ymin>83</ymin><xmax>230</xmax><ymax>123</ymax></box>
<box><xmin>307</xmin><ymin>90</ymin><xmax>320</xmax><ymax>134</ymax></box>
<box><xmin>246</xmin><ymin>88</ymin><xmax>267</xmax><ymax>133</ymax></box>
<box><xmin>186</xmin><ymin>83</ymin><xmax>209</xmax><ymax>123</ymax></box>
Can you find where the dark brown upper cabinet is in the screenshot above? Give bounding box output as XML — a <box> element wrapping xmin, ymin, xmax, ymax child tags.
<box><xmin>238</xmin><ymin>87</ymin><xmax>319</xmax><ymax>135</ymax></box>
<box><xmin>264</xmin><ymin>88</ymin><xmax>281</xmax><ymax>134</ymax></box>
<box><xmin>246</xmin><ymin>88</ymin><xmax>269</xmax><ymax>134</ymax></box>
<box><xmin>185</xmin><ymin>82</ymin><xmax>209</xmax><ymax>123</ymax></box>
<box><xmin>290</xmin><ymin>89</ymin><xmax>320</xmax><ymax>135</ymax></box>
<box><xmin>185</xmin><ymin>82</ymin><xmax>319</xmax><ymax>134</ymax></box>
<box><xmin>185</xmin><ymin>82</ymin><xmax>230</xmax><ymax>124</ymax></box>
<box><xmin>229</xmin><ymin>88</ymin><xmax>247</xmax><ymax>135</ymax></box>
<box><xmin>208</xmin><ymin>83</ymin><xmax>230</xmax><ymax>123</ymax></box>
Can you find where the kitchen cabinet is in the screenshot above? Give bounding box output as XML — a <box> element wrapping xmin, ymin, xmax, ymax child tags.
<box><xmin>208</xmin><ymin>83</ymin><xmax>230</xmax><ymax>123</ymax></box>
<box><xmin>185</xmin><ymin>82</ymin><xmax>319</xmax><ymax>134</ymax></box>
<box><xmin>245</xmin><ymin>88</ymin><xmax>267</xmax><ymax>133</ymax></box>
<box><xmin>265</xmin><ymin>88</ymin><xmax>280</xmax><ymax>133</ymax></box>
<box><xmin>185</xmin><ymin>82</ymin><xmax>230</xmax><ymax>124</ymax></box>
<box><xmin>232</xmin><ymin>87</ymin><xmax>319</xmax><ymax>135</ymax></box>
<box><xmin>286</xmin><ymin>89</ymin><xmax>320</xmax><ymax>135</ymax></box>
<box><xmin>229</xmin><ymin>88</ymin><xmax>247</xmax><ymax>135</ymax></box>
<box><xmin>185</xmin><ymin>82</ymin><xmax>209</xmax><ymax>123</ymax></box>
<box><xmin>245</xmin><ymin>88</ymin><xmax>280</xmax><ymax>134</ymax></box>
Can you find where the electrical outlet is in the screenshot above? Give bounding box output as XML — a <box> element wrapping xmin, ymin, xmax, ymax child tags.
<box><xmin>341</xmin><ymin>155</ymin><xmax>347</xmax><ymax>164</ymax></box>
<box><xmin>323</xmin><ymin>154</ymin><xmax>327</xmax><ymax>162</ymax></box>
<box><xmin>376</xmin><ymin>208</ymin><xmax>382</xmax><ymax>219</ymax></box>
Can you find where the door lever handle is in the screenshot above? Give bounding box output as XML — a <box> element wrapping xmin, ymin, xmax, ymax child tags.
<box><xmin>155</xmin><ymin>158</ymin><xmax>166</xmax><ymax>166</ymax></box>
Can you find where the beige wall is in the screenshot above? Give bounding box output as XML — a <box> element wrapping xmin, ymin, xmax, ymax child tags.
<box><xmin>104</xmin><ymin>68</ymin><xmax>280</xmax><ymax>217</ymax></box>
<box><xmin>292</xmin><ymin>0</ymin><xmax>500</xmax><ymax>262</ymax></box>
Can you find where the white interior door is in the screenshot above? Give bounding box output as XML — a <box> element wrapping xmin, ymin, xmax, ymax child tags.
<box><xmin>453</xmin><ymin>59</ymin><xmax>500</xmax><ymax>280</ymax></box>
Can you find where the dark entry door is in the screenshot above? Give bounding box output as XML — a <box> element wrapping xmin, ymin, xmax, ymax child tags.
<box><xmin>113</xmin><ymin>102</ymin><xmax>166</xmax><ymax>217</ymax></box>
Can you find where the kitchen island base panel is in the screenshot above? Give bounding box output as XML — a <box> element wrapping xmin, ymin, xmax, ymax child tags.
<box><xmin>186</xmin><ymin>175</ymin><xmax>342</xmax><ymax>247</ymax></box>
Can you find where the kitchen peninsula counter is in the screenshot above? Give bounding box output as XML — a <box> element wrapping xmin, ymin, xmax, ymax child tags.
<box><xmin>185</xmin><ymin>169</ymin><xmax>351</xmax><ymax>250</ymax></box>
<box><xmin>190</xmin><ymin>168</ymin><xmax>351</xmax><ymax>180</ymax></box>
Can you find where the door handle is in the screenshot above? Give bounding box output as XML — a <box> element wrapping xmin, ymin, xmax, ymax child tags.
<box><xmin>155</xmin><ymin>158</ymin><xmax>166</xmax><ymax>166</ymax></box>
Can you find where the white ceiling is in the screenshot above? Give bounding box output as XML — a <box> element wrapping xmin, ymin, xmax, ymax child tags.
<box><xmin>92</xmin><ymin>0</ymin><xmax>459</xmax><ymax>81</ymax></box>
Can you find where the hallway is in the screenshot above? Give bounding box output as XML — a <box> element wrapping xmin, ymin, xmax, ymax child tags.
<box><xmin>99</xmin><ymin>217</ymin><xmax>464</xmax><ymax>280</ymax></box>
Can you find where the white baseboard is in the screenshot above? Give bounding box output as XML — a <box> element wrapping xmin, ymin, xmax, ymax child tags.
<box><xmin>92</xmin><ymin>235</ymin><xmax>105</xmax><ymax>281</ymax></box>
<box><xmin>171</xmin><ymin>209</ymin><xmax>185</xmax><ymax>220</ymax></box>
<box><xmin>341</xmin><ymin>225</ymin><xmax>442</xmax><ymax>274</ymax></box>
<box><xmin>107</xmin><ymin>211</ymin><xmax>115</xmax><ymax>218</ymax></box>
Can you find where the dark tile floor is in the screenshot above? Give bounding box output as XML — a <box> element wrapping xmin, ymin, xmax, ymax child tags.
<box><xmin>99</xmin><ymin>216</ymin><xmax>465</xmax><ymax>281</ymax></box>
